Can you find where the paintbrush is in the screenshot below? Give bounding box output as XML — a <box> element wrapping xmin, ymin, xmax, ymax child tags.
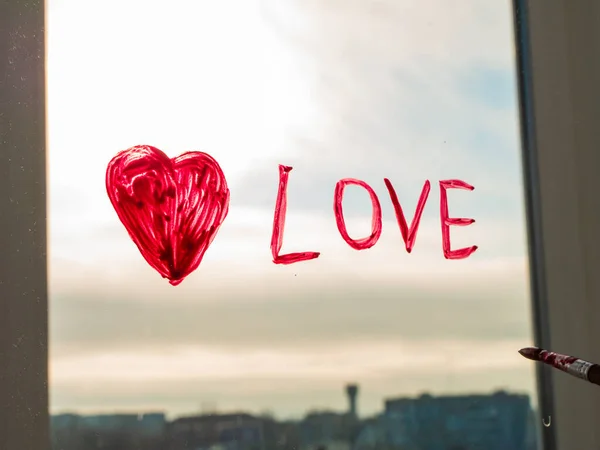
<box><xmin>519</xmin><ymin>346</ymin><xmax>600</xmax><ymax>386</ymax></box>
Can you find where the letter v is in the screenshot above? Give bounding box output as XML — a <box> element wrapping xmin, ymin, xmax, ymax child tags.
<box><xmin>383</xmin><ymin>178</ymin><xmax>431</xmax><ymax>253</ymax></box>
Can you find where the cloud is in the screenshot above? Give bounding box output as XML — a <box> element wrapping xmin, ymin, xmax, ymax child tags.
<box><xmin>49</xmin><ymin>198</ymin><xmax>527</xmax><ymax>279</ymax></box>
<box><xmin>50</xmin><ymin>252</ymin><xmax>531</xmax><ymax>358</ymax></box>
<box><xmin>48</xmin><ymin>0</ymin><xmax>522</xmax><ymax>227</ymax></box>
<box><xmin>229</xmin><ymin>0</ymin><xmax>523</xmax><ymax>219</ymax></box>
<box><xmin>51</xmin><ymin>345</ymin><xmax>535</xmax><ymax>418</ymax></box>
<box><xmin>261</xmin><ymin>0</ymin><xmax>514</xmax><ymax>69</ymax></box>
<box><xmin>47</xmin><ymin>0</ymin><xmax>535</xmax><ymax>417</ymax></box>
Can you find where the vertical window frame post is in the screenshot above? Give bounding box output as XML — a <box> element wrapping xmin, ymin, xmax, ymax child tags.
<box><xmin>0</xmin><ymin>0</ymin><xmax>49</xmax><ymax>449</ymax></box>
<box><xmin>514</xmin><ymin>0</ymin><xmax>600</xmax><ymax>448</ymax></box>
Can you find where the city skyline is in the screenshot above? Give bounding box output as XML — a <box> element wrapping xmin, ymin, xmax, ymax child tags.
<box><xmin>47</xmin><ymin>0</ymin><xmax>537</xmax><ymax>418</ymax></box>
<box><xmin>51</xmin><ymin>383</ymin><xmax>534</xmax><ymax>421</ymax></box>
<box><xmin>50</xmin><ymin>389</ymin><xmax>538</xmax><ymax>450</ymax></box>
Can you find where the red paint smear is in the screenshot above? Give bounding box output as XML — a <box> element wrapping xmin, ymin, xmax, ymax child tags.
<box><xmin>334</xmin><ymin>178</ymin><xmax>382</xmax><ymax>250</ymax></box>
<box><xmin>384</xmin><ymin>178</ymin><xmax>430</xmax><ymax>253</ymax></box>
<box><xmin>106</xmin><ymin>145</ymin><xmax>230</xmax><ymax>285</ymax></box>
<box><xmin>538</xmin><ymin>350</ymin><xmax>579</xmax><ymax>371</ymax></box>
<box><xmin>439</xmin><ymin>179</ymin><xmax>478</xmax><ymax>260</ymax></box>
<box><xmin>271</xmin><ymin>165</ymin><xmax>320</xmax><ymax>264</ymax></box>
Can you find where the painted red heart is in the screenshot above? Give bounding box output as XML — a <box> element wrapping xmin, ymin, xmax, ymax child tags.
<box><xmin>106</xmin><ymin>145</ymin><xmax>230</xmax><ymax>286</ymax></box>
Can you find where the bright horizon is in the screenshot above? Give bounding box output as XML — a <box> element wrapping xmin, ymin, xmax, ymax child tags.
<box><xmin>47</xmin><ymin>0</ymin><xmax>537</xmax><ymax>419</ymax></box>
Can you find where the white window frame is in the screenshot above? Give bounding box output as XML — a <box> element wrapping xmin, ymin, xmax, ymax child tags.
<box><xmin>1</xmin><ymin>0</ymin><xmax>597</xmax><ymax>448</ymax></box>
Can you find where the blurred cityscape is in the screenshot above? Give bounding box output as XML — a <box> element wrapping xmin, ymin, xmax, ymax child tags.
<box><xmin>51</xmin><ymin>386</ymin><xmax>539</xmax><ymax>450</ymax></box>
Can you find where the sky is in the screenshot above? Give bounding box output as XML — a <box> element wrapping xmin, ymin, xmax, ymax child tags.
<box><xmin>46</xmin><ymin>0</ymin><xmax>538</xmax><ymax>420</ymax></box>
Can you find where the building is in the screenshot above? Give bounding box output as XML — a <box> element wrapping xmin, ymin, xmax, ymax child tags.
<box><xmin>299</xmin><ymin>411</ymin><xmax>354</xmax><ymax>449</ymax></box>
<box><xmin>168</xmin><ymin>413</ymin><xmax>265</xmax><ymax>450</ymax></box>
<box><xmin>351</xmin><ymin>416</ymin><xmax>386</xmax><ymax>450</ymax></box>
<box><xmin>298</xmin><ymin>383</ymin><xmax>362</xmax><ymax>450</ymax></box>
<box><xmin>50</xmin><ymin>412</ymin><xmax>166</xmax><ymax>450</ymax></box>
<box><xmin>384</xmin><ymin>390</ymin><xmax>532</xmax><ymax>450</ymax></box>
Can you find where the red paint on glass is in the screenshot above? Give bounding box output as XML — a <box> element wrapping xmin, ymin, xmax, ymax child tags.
<box><xmin>334</xmin><ymin>178</ymin><xmax>382</xmax><ymax>250</ymax></box>
<box><xmin>538</xmin><ymin>350</ymin><xmax>579</xmax><ymax>371</ymax></box>
<box><xmin>384</xmin><ymin>178</ymin><xmax>430</xmax><ymax>253</ymax></box>
<box><xmin>519</xmin><ymin>347</ymin><xmax>580</xmax><ymax>369</ymax></box>
<box><xmin>106</xmin><ymin>145</ymin><xmax>230</xmax><ymax>286</ymax></box>
<box><xmin>271</xmin><ymin>165</ymin><xmax>320</xmax><ymax>264</ymax></box>
<box><xmin>519</xmin><ymin>346</ymin><xmax>600</xmax><ymax>386</ymax></box>
<box><xmin>439</xmin><ymin>179</ymin><xmax>478</xmax><ymax>260</ymax></box>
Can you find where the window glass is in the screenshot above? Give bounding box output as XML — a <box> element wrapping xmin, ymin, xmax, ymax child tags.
<box><xmin>47</xmin><ymin>1</ymin><xmax>540</xmax><ymax>449</ymax></box>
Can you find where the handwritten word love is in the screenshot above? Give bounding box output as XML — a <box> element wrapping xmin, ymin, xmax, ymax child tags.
<box><xmin>107</xmin><ymin>146</ymin><xmax>477</xmax><ymax>286</ymax></box>
<box><xmin>273</xmin><ymin>164</ymin><xmax>477</xmax><ymax>265</ymax></box>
